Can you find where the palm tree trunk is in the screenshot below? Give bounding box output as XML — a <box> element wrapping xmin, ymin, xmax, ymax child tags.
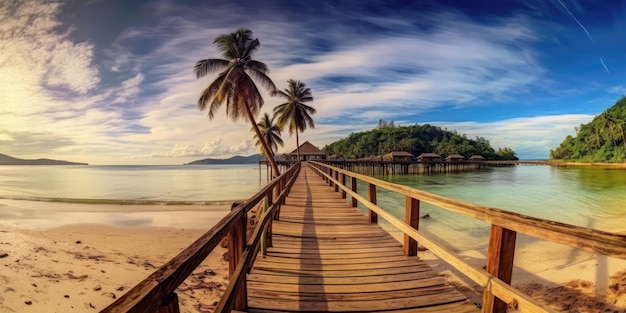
<box><xmin>244</xmin><ymin>106</ymin><xmax>281</xmax><ymax>177</ymax></box>
<box><xmin>295</xmin><ymin>130</ymin><xmax>301</xmax><ymax>161</ymax></box>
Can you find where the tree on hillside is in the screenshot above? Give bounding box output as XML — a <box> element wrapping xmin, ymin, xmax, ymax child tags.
<box><xmin>193</xmin><ymin>28</ymin><xmax>281</xmax><ymax>176</ymax></box>
<box><xmin>550</xmin><ymin>97</ymin><xmax>626</xmax><ymax>162</ymax></box>
<box><xmin>273</xmin><ymin>79</ymin><xmax>316</xmax><ymax>161</ymax></box>
<box><xmin>253</xmin><ymin>113</ymin><xmax>284</xmax><ymax>156</ymax></box>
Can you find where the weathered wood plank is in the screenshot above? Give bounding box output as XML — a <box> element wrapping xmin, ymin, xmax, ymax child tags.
<box><xmin>247</xmin><ymin>165</ymin><xmax>478</xmax><ymax>313</ymax></box>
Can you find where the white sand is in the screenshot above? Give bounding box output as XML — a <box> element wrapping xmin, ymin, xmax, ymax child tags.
<box><xmin>0</xmin><ymin>200</ymin><xmax>230</xmax><ymax>313</ymax></box>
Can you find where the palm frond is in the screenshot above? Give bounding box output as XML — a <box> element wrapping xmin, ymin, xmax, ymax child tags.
<box><xmin>194</xmin><ymin>59</ymin><xmax>229</xmax><ymax>78</ymax></box>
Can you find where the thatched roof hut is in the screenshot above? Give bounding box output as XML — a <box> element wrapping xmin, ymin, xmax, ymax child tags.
<box><xmin>289</xmin><ymin>141</ymin><xmax>326</xmax><ymax>161</ymax></box>
<box><xmin>417</xmin><ymin>153</ymin><xmax>441</xmax><ymax>162</ymax></box>
<box><xmin>445</xmin><ymin>154</ymin><xmax>465</xmax><ymax>162</ymax></box>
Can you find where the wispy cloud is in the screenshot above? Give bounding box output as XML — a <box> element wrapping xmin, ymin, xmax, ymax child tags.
<box><xmin>600</xmin><ymin>58</ymin><xmax>610</xmax><ymax>74</ymax></box>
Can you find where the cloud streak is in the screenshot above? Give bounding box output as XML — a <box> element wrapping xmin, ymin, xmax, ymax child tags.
<box><xmin>557</xmin><ymin>0</ymin><xmax>595</xmax><ymax>44</ymax></box>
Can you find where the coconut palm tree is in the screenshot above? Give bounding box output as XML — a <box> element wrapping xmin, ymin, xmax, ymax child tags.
<box><xmin>194</xmin><ymin>28</ymin><xmax>281</xmax><ymax>176</ymax></box>
<box><xmin>273</xmin><ymin>79</ymin><xmax>315</xmax><ymax>161</ymax></box>
<box><xmin>253</xmin><ymin>113</ymin><xmax>284</xmax><ymax>155</ymax></box>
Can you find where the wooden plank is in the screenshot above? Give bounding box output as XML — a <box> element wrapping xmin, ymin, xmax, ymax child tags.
<box><xmin>248</xmin><ymin>294</ymin><xmax>468</xmax><ymax>312</ymax></box>
<box><xmin>247</xmin><ymin>165</ymin><xmax>478</xmax><ymax>313</ymax></box>
<box><xmin>247</xmin><ymin>270</ymin><xmax>437</xmax><ymax>284</ymax></box>
<box><xmin>248</xmin><ymin>285</ymin><xmax>461</xmax><ymax>301</ymax></box>
<box><xmin>248</xmin><ymin>301</ymin><xmax>478</xmax><ymax>313</ymax></box>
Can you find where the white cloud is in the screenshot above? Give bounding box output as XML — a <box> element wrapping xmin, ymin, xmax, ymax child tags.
<box><xmin>113</xmin><ymin>73</ymin><xmax>145</xmax><ymax>104</ymax></box>
<box><xmin>608</xmin><ymin>85</ymin><xmax>626</xmax><ymax>95</ymax></box>
<box><xmin>435</xmin><ymin>114</ymin><xmax>594</xmax><ymax>159</ymax></box>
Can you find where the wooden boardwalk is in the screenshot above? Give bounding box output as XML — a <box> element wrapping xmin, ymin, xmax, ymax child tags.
<box><xmin>247</xmin><ymin>166</ymin><xmax>479</xmax><ymax>312</ymax></box>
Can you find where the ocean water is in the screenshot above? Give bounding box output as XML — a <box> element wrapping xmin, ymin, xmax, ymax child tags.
<box><xmin>354</xmin><ymin>165</ymin><xmax>626</xmax><ymax>252</ymax></box>
<box><xmin>2</xmin><ymin>164</ymin><xmax>625</xmax><ymax>242</ymax></box>
<box><xmin>0</xmin><ymin>164</ymin><xmax>272</xmax><ymax>204</ymax></box>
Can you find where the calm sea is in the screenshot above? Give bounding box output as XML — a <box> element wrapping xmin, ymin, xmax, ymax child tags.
<box><xmin>0</xmin><ymin>164</ymin><xmax>272</xmax><ymax>204</ymax></box>
<box><xmin>1</xmin><ymin>164</ymin><xmax>625</xmax><ymax>239</ymax></box>
<box><xmin>358</xmin><ymin>165</ymin><xmax>626</xmax><ymax>252</ymax></box>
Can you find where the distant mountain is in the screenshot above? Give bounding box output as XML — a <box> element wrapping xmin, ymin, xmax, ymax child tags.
<box><xmin>186</xmin><ymin>154</ymin><xmax>260</xmax><ymax>165</ymax></box>
<box><xmin>0</xmin><ymin>153</ymin><xmax>88</xmax><ymax>165</ymax></box>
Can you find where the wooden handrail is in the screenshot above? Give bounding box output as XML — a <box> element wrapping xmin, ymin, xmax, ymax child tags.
<box><xmin>100</xmin><ymin>163</ymin><xmax>301</xmax><ymax>313</ymax></box>
<box><xmin>310</xmin><ymin>161</ymin><xmax>626</xmax><ymax>258</ymax></box>
<box><xmin>308</xmin><ymin>161</ymin><xmax>626</xmax><ymax>313</ymax></box>
<box><xmin>214</xmin><ymin>162</ymin><xmax>301</xmax><ymax>312</ymax></box>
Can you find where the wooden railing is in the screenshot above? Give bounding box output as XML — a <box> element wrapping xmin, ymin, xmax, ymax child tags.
<box><xmin>100</xmin><ymin>162</ymin><xmax>301</xmax><ymax>313</ymax></box>
<box><xmin>308</xmin><ymin>161</ymin><xmax>626</xmax><ymax>313</ymax></box>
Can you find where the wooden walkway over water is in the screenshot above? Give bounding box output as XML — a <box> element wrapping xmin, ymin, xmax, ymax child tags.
<box><xmin>246</xmin><ymin>166</ymin><xmax>478</xmax><ymax>312</ymax></box>
<box><xmin>102</xmin><ymin>161</ymin><xmax>626</xmax><ymax>313</ymax></box>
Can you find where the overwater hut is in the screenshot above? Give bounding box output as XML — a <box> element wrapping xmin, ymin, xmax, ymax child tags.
<box><xmin>445</xmin><ymin>154</ymin><xmax>465</xmax><ymax>162</ymax></box>
<box><xmin>328</xmin><ymin>154</ymin><xmax>344</xmax><ymax>160</ymax></box>
<box><xmin>290</xmin><ymin>141</ymin><xmax>327</xmax><ymax>161</ymax></box>
<box><xmin>383</xmin><ymin>151</ymin><xmax>414</xmax><ymax>161</ymax></box>
<box><xmin>417</xmin><ymin>153</ymin><xmax>441</xmax><ymax>163</ymax></box>
<box><xmin>469</xmin><ymin>155</ymin><xmax>485</xmax><ymax>162</ymax></box>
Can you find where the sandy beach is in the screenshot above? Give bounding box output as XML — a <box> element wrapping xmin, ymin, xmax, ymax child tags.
<box><xmin>0</xmin><ymin>199</ymin><xmax>231</xmax><ymax>313</ymax></box>
<box><xmin>1</xmin><ymin>199</ymin><xmax>625</xmax><ymax>313</ymax></box>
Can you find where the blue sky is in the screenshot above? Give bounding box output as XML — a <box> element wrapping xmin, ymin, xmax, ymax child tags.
<box><xmin>1</xmin><ymin>0</ymin><xmax>626</xmax><ymax>164</ymax></box>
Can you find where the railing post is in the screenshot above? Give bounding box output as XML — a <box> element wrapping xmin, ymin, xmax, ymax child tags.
<box><xmin>266</xmin><ymin>193</ymin><xmax>274</xmax><ymax>248</ymax></box>
<box><xmin>334</xmin><ymin>170</ymin><xmax>339</xmax><ymax>192</ymax></box>
<box><xmin>329</xmin><ymin>169</ymin><xmax>334</xmax><ymax>187</ymax></box>
<box><xmin>367</xmin><ymin>183</ymin><xmax>378</xmax><ymax>223</ymax></box>
<box><xmin>341</xmin><ymin>173</ymin><xmax>346</xmax><ymax>199</ymax></box>
<box><xmin>350</xmin><ymin>177</ymin><xmax>357</xmax><ymax>207</ymax></box>
<box><xmin>157</xmin><ymin>292</ymin><xmax>180</xmax><ymax>313</ymax></box>
<box><xmin>227</xmin><ymin>204</ymin><xmax>247</xmax><ymax>311</ymax></box>
<box><xmin>404</xmin><ymin>196</ymin><xmax>420</xmax><ymax>256</ymax></box>
<box><xmin>482</xmin><ymin>225</ymin><xmax>517</xmax><ymax>313</ymax></box>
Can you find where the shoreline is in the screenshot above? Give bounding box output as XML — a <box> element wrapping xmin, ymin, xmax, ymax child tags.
<box><xmin>1</xmin><ymin>199</ymin><xmax>625</xmax><ymax>312</ymax></box>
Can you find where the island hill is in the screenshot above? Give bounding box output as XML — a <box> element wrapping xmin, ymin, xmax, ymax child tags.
<box><xmin>323</xmin><ymin>121</ymin><xmax>518</xmax><ymax>161</ymax></box>
<box><xmin>0</xmin><ymin>153</ymin><xmax>88</xmax><ymax>165</ymax></box>
<box><xmin>551</xmin><ymin>97</ymin><xmax>626</xmax><ymax>163</ymax></box>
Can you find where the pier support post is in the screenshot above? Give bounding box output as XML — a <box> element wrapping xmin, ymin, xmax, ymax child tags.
<box><xmin>482</xmin><ymin>225</ymin><xmax>517</xmax><ymax>313</ymax></box>
<box><xmin>404</xmin><ymin>196</ymin><xmax>420</xmax><ymax>256</ymax></box>
<box><xmin>367</xmin><ymin>183</ymin><xmax>378</xmax><ymax>223</ymax></box>
<box><xmin>227</xmin><ymin>204</ymin><xmax>248</xmax><ymax>311</ymax></box>
<box><xmin>341</xmin><ymin>173</ymin><xmax>346</xmax><ymax>199</ymax></box>
<box><xmin>351</xmin><ymin>177</ymin><xmax>358</xmax><ymax>207</ymax></box>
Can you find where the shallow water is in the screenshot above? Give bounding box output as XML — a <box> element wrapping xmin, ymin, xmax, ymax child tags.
<box><xmin>351</xmin><ymin>165</ymin><xmax>626</xmax><ymax>252</ymax></box>
<box><xmin>0</xmin><ymin>164</ymin><xmax>271</xmax><ymax>204</ymax></box>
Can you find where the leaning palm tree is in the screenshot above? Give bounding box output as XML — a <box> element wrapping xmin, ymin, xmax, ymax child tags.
<box><xmin>194</xmin><ymin>28</ymin><xmax>281</xmax><ymax>176</ymax></box>
<box><xmin>273</xmin><ymin>79</ymin><xmax>315</xmax><ymax>161</ymax></box>
<box><xmin>253</xmin><ymin>112</ymin><xmax>284</xmax><ymax>155</ymax></box>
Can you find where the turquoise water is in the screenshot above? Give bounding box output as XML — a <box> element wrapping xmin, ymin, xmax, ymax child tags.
<box><xmin>2</xmin><ymin>164</ymin><xmax>625</xmax><ymax>242</ymax></box>
<box><xmin>351</xmin><ymin>165</ymin><xmax>626</xmax><ymax>251</ymax></box>
<box><xmin>0</xmin><ymin>164</ymin><xmax>271</xmax><ymax>204</ymax></box>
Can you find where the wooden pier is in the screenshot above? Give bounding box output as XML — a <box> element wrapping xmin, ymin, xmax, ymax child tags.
<box><xmin>245</xmin><ymin>167</ymin><xmax>478</xmax><ymax>312</ymax></box>
<box><xmin>102</xmin><ymin>161</ymin><xmax>626</xmax><ymax>313</ymax></box>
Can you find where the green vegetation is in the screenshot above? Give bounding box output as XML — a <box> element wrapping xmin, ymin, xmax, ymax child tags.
<box><xmin>323</xmin><ymin>121</ymin><xmax>518</xmax><ymax>160</ymax></box>
<box><xmin>273</xmin><ymin>79</ymin><xmax>316</xmax><ymax>160</ymax></box>
<box><xmin>550</xmin><ymin>97</ymin><xmax>626</xmax><ymax>162</ymax></box>
<box><xmin>194</xmin><ymin>29</ymin><xmax>315</xmax><ymax>174</ymax></box>
<box><xmin>194</xmin><ymin>28</ymin><xmax>281</xmax><ymax>175</ymax></box>
<box><xmin>254</xmin><ymin>113</ymin><xmax>284</xmax><ymax>154</ymax></box>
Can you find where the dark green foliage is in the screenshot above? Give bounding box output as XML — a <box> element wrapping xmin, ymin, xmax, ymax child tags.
<box><xmin>550</xmin><ymin>97</ymin><xmax>626</xmax><ymax>162</ymax></box>
<box><xmin>323</xmin><ymin>122</ymin><xmax>516</xmax><ymax>160</ymax></box>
